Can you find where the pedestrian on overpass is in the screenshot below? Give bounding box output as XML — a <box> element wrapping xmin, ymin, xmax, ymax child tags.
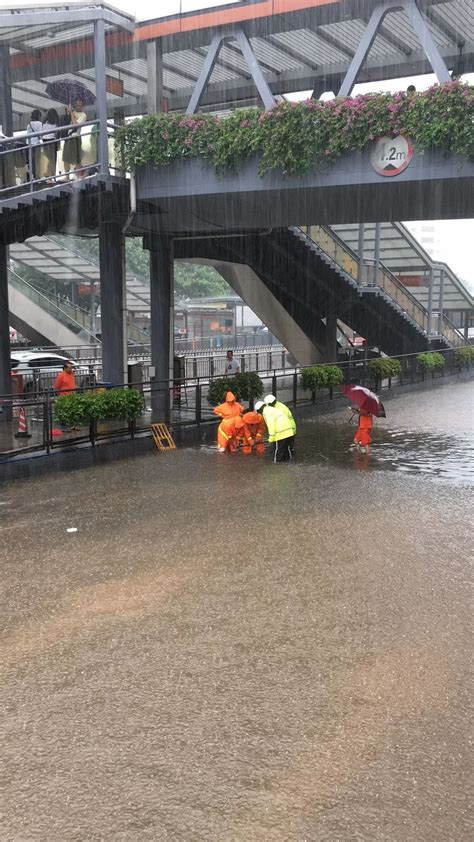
<box><xmin>261</xmin><ymin>394</ymin><xmax>296</xmax><ymax>462</ymax></box>
<box><xmin>213</xmin><ymin>390</ymin><xmax>244</xmax><ymax>420</ymax></box>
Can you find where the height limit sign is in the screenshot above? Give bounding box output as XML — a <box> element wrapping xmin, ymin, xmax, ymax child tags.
<box><xmin>370</xmin><ymin>136</ymin><xmax>413</xmax><ymax>177</ymax></box>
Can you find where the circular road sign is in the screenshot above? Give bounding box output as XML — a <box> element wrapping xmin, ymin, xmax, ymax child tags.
<box><xmin>370</xmin><ymin>136</ymin><xmax>413</xmax><ymax>177</ymax></box>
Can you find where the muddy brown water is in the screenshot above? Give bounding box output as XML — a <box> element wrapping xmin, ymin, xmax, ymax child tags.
<box><xmin>1</xmin><ymin>380</ymin><xmax>472</xmax><ymax>840</ymax></box>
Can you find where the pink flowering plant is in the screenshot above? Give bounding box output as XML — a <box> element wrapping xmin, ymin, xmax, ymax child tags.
<box><xmin>116</xmin><ymin>82</ymin><xmax>474</xmax><ymax>177</ymax></box>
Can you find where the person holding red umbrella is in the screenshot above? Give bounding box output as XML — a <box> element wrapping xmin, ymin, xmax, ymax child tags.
<box><xmin>340</xmin><ymin>384</ymin><xmax>386</xmax><ymax>454</ymax></box>
<box><xmin>353</xmin><ymin>407</ymin><xmax>373</xmax><ymax>453</ymax></box>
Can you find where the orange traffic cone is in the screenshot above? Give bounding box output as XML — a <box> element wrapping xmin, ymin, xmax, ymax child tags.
<box><xmin>15</xmin><ymin>406</ymin><xmax>31</xmax><ymax>438</ymax></box>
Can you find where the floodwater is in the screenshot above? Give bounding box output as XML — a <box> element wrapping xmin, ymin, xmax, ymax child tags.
<box><xmin>1</xmin><ymin>380</ymin><xmax>472</xmax><ymax>840</ymax></box>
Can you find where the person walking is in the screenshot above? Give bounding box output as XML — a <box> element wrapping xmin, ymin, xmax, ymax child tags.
<box><xmin>242</xmin><ymin>406</ymin><xmax>266</xmax><ymax>454</ymax></box>
<box><xmin>261</xmin><ymin>394</ymin><xmax>296</xmax><ymax>462</ymax></box>
<box><xmin>40</xmin><ymin>109</ymin><xmax>60</xmax><ymax>181</ymax></box>
<box><xmin>224</xmin><ymin>350</ymin><xmax>240</xmax><ymax>375</ymax></box>
<box><xmin>26</xmin><ymin>110</ymin><xmax>42</xmax><ymax>180</ymax></box>
<box><xmin>353</xmin><ymin>407</ymin><xmax>373</xmax><ymax>454</ymax></box>
<box><xmin>213</xmin><ymin>390</ymin><xmax>244</xmax><ymax>420</ymax></box>
<box><xmin>54</xmin><ymin>360</ymin><xmax>76</xmax><ymax>394</ymax></box>
<box><xmin>217</xmin><ymin>416</ymin><xmax>253</xmax><ymax>453</ymax></box>
<box><xmin>62</xmin><ymin>97</ymin><xmax>87</xmax><ymax>178</ymax></box>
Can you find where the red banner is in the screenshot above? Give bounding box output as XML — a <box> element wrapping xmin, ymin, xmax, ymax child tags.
<box><xmin>397</xmin><ymin>275</ymin><xmax>425</xmax><ymax>287</ymax></box>
<box><xmin>106</xmin><ymin>75</ymin><xmax>124</xmax><ymax>97</ymax></box>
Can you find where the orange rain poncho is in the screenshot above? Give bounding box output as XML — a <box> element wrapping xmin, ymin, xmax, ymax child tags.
<box><xmin>217</xmin><ymin>416</ymin><xmax>253</xmax><ymax>453</ymax></box>
<box><xmin>213</xmin><ymin>391</ymin><xmax>244</xmax><ymax>420</ymax></box>
<box><xmin>354</xmin><ymin>411</ymin><xmax>373</xmax><ymax>447</ymax></box>
<box><xmin>242</xmin><ymin>411</ymin><xmax>266</xmax><ymax>455</ymax></box>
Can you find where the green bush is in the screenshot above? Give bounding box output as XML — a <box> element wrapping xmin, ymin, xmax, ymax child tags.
<box><xmin>54</xmin><ymin>388</ymin><xmax>144</xmax><ymax>427</ymax></box>
<box><xmin>207</xmin><ymin>372</ymin><xmax>264</xmax><ymax>406</ymax></box>
<box><xmin>455</xmin><ymin>346</ymin><xmax>474</xmax><ymax>365</ymax></box>
<box><xmin>416</xmin><ymin>352</ymin><xmax>445</xmax><ymax>370</ymax></box>
<box><xmin>368</xmin><ymin>358</ymin><xmax>401</xmax><ymax>378</ymax></box>
<box><xmin>116</xmin><ymin>82</ymin><xmax>474</xmax><ymax>177</ymax></box>
<box><xmin>300</xmin><ymin>365</ymin><xmax>343</xmax><ymax>391</ymax></box>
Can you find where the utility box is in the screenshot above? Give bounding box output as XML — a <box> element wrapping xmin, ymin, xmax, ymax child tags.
<box><xmin>128</xmin><ymin>362</ymin><xmax>144</xmax><ymax>393</ymax></box>
<box><xmin>173</xmin><ymin>355</ymin><xmax>185</xmax><ymax>406</ymax></box>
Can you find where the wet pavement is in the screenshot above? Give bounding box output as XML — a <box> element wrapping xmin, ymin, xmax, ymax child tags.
<box><xmin>1</xmin><ymin>380</ymin><xmax>472</xmax><ymax>840</ymax></box>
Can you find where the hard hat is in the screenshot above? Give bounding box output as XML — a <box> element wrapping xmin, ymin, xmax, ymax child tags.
<box><xmin>254</xmin><ymin>400</ymin><xmax>264</xmax><ymax>411</ymax></box>
<box><xmin>234</xmin><ymin>417</ymin><xmax>244</xmax><ymax>428</ymax></box>
<box><xmin>264</xmin><ymin>394</ymin><xmax>276</xmax><ymax>405</ymax></box>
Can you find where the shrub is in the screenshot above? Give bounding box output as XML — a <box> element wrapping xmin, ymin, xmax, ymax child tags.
<box><xmin>455</xmin><ymin>346</ymin><xmax>474</xmax><ymax>365</ymax></box>
<box><xmin>54</xmin><ymin>388</ymin><xmax>144</xmax><ymax>427</ymax></box>
<box><xmin>416</xmin><ymin>352</ymin><xmax>445</xmax><ymax>370</ymax></box>
<box><xmin>207</xmin><ymin>372</ymin><xmax>264</xmax><ymax>406</ymax></box>
<box><xmin>116</xmin><ymin>82</ymin><xmax>474</xmax><ymax>177</ymax></box>
<box><xmin>368</xmin><ymin>358</ymin><xmax>401</xmax><ymax>379</ymax></box>
<box><xmin>300</xmin><ymin>365</ymin><xmax>343</xmax><ymax>391</ymax></box>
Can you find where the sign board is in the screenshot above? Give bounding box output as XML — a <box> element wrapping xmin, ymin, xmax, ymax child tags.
<box><xmin>397</xmin><ymin>274</ymin><xmax>425</xmax><ymax>287</ymax></box>
<box><xmin>370</xmin><ymin>136</ymin><xmax>413</xmax><ymax>177</ymax></box>
<box><xmin>106</xmin><ymin>75</ymin><xmax>124</xmax><ymax>97</ymax></box>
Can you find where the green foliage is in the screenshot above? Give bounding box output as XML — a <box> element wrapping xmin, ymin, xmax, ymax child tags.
<box><xmin>54</xmin><ymin>388</ymin><xmax>144</xmax><ymax>427</ymax></box>
<box><xmin>58</xmin><ymin>235</ymin><xmax>230</xmax><ymax>299</ymax></box>
<box><xmin>368</xmin><ymin>357</ymin><xmax>402</xmax><ymax>378</ymax></box>
<box><xmin>116</xmin><ymin>82</ymin><xmax>474</xmax><ymax>178</ymax></box>
<box><xmin>207</xmin><ymin>372</ymin><xmax>264</xmax><ymax>406</ymax></box>
<box><xmin>300</xmin><ymin>365</ymin><xmax>344</xmax><ymax>391</ymax></box>
<box><xmin>416</xmin><ymin>352</ymin><xmax>446</xmax><ymax>370</ymax></box>
<box><xmin>455</xmin><ymin>346</ymin><xmax>474</xmax><ymax>365</ymax></box>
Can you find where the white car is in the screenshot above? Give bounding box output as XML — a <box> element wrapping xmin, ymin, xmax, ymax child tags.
<box><xmin>11</xmin><ymin>351</ymin><xmax>91</xmax><ymax>392</ymax></box>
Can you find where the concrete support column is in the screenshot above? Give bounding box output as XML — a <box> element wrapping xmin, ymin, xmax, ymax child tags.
<box><xmin>324</xmin><ymin>313</ymin><xmax>338</xmax><ymax>363</ymax></box>
<box><xmin>98</xmin><ymin>221</ymin><xmax>126</xmax><ymax>385</ymax></box>
<box><xmin>374</xmin><ymin>222</ymin><xmax>381</xmax><ymax>274</ymax></box>
<box><xmin>147</xmin><ymin>40</ymin><xmax>164</xmax><ymax>115</ymax></box>
<box><xmin>94</xmin><ymin>18</ymin><xmax>108</xmax><ymax>174</ymax></box>
<box><xmin>147</xmin><ymin>235</ymin><xmax>174</xmax><ymax>421</ymax></box>
<box><xmin>0</xmin><ymin>244</ymin><xmax>12</xmax><ymax>413</ymax></box>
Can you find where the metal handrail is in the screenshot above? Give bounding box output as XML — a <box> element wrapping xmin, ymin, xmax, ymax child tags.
<box><xmin>8</xmin><ymin>268</ymin><xmax>100</xmax><ymax>343</ymax></box>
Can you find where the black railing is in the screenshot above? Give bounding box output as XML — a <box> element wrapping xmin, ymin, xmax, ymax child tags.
<box><xmin>0</xmin><ymin>347</ymin><xmax>471</xmax><ymax>462</ymax></box>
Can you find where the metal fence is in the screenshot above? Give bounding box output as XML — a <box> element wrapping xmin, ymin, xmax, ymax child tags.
<box><xmin>0</xmin><ymin>347</ymin><xmax>470</xmax><ymax>462</ymax></box>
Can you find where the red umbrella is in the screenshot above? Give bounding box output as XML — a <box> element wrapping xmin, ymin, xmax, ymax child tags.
<box><xmin>341</xmin><ymin>384</ymin><xmax>386</xmax><ymax>417</ymax></box>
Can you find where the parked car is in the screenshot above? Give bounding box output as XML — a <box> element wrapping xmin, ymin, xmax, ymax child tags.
<box><xmin>11</xmin><ymin>351</ymin><xmax>92</xmax><ymax>393</ymax></box>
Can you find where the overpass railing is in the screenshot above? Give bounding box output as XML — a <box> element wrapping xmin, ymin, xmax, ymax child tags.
<box><xmin>0</xmin><ymin>347</ymin><xmax>471</xmax><ymax>463</ymax></box>
<box><xmin>0</xmin><ymin>122</ymin><xmax>121</xmax><ymax>200</ymax></box>
<box><xmin>302</xmin><ymin>224</ymin><xmax>429</xmax><ymax>331</ymax></box>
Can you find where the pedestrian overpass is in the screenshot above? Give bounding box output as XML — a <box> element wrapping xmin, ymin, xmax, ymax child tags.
<box><xmin>0</xmin><ymin>0</ymin><xmax>472</xmax><ymax>414</ymax></box>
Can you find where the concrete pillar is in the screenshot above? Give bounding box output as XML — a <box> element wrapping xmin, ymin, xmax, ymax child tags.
<box><xmin>324</xmin><ymin>313</ymin><xmax>338</xmax><ymax>363</ymax></box>
<box><xmin>147</xmin><ymin>235</ymin><xmax>174</xmax><ymax>421</ymax></box>
<box><xmin>98</xmin><ymin>221</ymin><xmax>126</xmax><ymax>385</ymax></box>
<box><xmin>94</xmin><ymin>19</ymin><xmax>108</xmax><ymax>174</ymax></box>
<box><xmin>147</xmin><ymin>40</ymin><xmax>164</xmax><ymax>115</ymax></box>
<box><xmin>0</xmin><ymin>44</ymin><xmax>13</xmax><ymax>136</ymax></box>
<box><xmin>374</xmin><ymin>222</ymin><xmax>381</xmax><ymax>274</ymax></box>
<box><xmin>0</xmin><ymin>244</ymin><xmax>12</xmax><ymax>413</ymax></box>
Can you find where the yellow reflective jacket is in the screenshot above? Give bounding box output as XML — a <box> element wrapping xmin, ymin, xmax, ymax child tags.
<box><xmin>262</xmin><ymin>404</ymin><xmax>296</xmax><ymax>442</ymax></box>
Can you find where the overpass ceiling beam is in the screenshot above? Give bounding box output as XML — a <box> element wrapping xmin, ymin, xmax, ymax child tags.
<box><xmin>264</xmin><ymin>34</ymin><xmax>320</xmax><ymax>71</ymax></box>
<box><xmin>424</xmin><ymin>7</ymin><xmax>465</xmax><ymax>48</ymax></box>
<box><xmin>0</xmin><ymin>8</ymin><xmax>135</xmax><ymax>32</ymax></box>
<box><xmin>310</xmin><ymin>27</ymin><xmax>355</xmax><ymax>60</ymax></box>
<box><xmin>338</xmin><ymin>0</ymin><xmax>451</xmax><ymax>97</ymax></box>
<box><xmin>362</xmin><ymin>16</ymin><xmax>413</xmax><ymax>56</ymax></box>
<box><xmin>224</xmin><ymin>41</ymin><xmax>280</xmax><ymax>75</ymax></box>
<box><xmin>192</xmin><ymin>47</ymin><xmax>251</xmax><ymax>79</ymax></box>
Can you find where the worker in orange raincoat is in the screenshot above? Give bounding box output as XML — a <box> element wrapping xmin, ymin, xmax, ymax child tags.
<box><xmin>242</xmin><ymin>406</ymin><xmax>266</xmax><ymax>455</ymax></box>
<box><xmin>213</xmin><ymin>390</ymin><xmax>244</xmax><ymax>420</ymax></box>
<box><xmin>353</xmin><ymin>408</ymin><xmax>373</xmax><ymax>453</ymax></box>
<box><xmin>217</xmin><ymin>416</ymin><xmax>253</xmax><ymax>453</ymax></box>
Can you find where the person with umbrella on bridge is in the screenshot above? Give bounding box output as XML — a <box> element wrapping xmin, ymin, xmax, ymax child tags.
<box><xmin>340</xmin><ymin>385</ymin><xmax>386</xmax><ymax>454</ymax></box>
<box><xmin>45</xmin><ymin>81</ymin><xmax>96</xmax><ymax>180</ymax></box>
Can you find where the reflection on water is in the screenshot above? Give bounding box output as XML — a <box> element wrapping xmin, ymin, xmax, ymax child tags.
<box><xmin>297</xmin><ymin>420</ymin><xmax>474</xmax><ymax>483</ymax></box>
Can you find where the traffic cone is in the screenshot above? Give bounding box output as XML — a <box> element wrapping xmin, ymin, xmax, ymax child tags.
<box><xmin>15</xmin><ymin>406</ymin><xmax>31</xmax><ymax>438</ymax></box>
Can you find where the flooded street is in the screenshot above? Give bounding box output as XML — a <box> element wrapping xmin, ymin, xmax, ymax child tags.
<box><xmin>1</xmin><ymin>380</ymin><xmax>472</xmax><ymax>840</ymax></box>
